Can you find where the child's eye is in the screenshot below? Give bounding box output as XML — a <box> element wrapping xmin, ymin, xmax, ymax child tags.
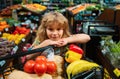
<box><xmin>57</xmin><ymin>28</ymin><xmax>62</xmax><ymax>31</ymax></box>
<box><xmin>48</xmin><ymin>28</ymin><xmax>53</xmax><ymax>31</ymax></box>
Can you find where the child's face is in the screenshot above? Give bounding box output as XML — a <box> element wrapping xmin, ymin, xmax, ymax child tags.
<box><xmin>46</xmin><ymin>22</ymin><xmax>64</xmax><ymax>41</ymax></box>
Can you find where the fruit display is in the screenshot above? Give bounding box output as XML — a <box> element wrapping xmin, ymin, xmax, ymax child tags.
<box><xmin>66</xmin><ymin>3</ymin><xmax>96</xmax><ymax>15</ymax></box>
<box><xmin>86</xmin><ymin>4</ymin><xmax>104</xmax><ymax>11</ymax></box>
<box><xmin>0</xmin><ymin>38</ymin><xmax>16</xmax><ymax>57</ymax></box>
<box><xmin>3</xmin><ymin>18</ymin><xmax>21</xmax><ymax>27</ymax></box>
<box><xmin>0</xmin><ymin>25</ymin><xmax>31</xmax><ymax>44</ymax></box>
<box><xmin>22</xmin><ymin>3</ymin><xmax>47</xmax><ymax>14</ymax></box>
<box><xmin>12</xmin><ymin>27</ymin><xmax>30</xmax><ymax>35</ymax></box>
<box><xmin>1</xmin><ymin>33</ymin><xmax>26</xmax><ymax>44</ymax></box>
<box><xmin>0</xmin><ymin>20</ymin><xmax>10</xmax><ymax>31</ymax></box>
<box><xmin>0</xmin><ymin>4</ymin><xmax>22</xmax><ymax>16</ymax></box>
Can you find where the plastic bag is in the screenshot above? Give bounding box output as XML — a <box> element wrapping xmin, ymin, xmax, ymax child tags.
<box><xmin>41</xmin><ymin>47</ymin><xmax>55</xmax><ymax>61</ymax></box>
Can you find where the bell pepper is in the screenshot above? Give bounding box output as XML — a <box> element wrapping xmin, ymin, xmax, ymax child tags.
<box><xmin>69</xmin><ymin>44</ymin><xmax>84</xmax><ymax>55</ymax></box>
<box><xmin>65</xmin><ymin>50</ymin><xmax>82</xmax><ymax>63</ymax></box>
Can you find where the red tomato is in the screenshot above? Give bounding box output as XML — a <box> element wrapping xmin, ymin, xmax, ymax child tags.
<box><xmin>35</xmin><ymin>56</ymin><xmax>47</xmax><ymax>63</ymax></box>
<box><xmin>13</xmin><ymin>30</ymin><xmax>19</xmax><ymax>35</ymax></box>
<box><xmin>46</xmin><ymin>61</ymin><xmax>57</xmax><ymax>74</ymax></box>
<box><xmin>34</xmin><ymin>62</ymin><xmax>47</xmax><ymax>75</ymax></box>
<box><xmin>23</xmin><ymin>60</ymin><xmax>35</xmax><ymax>73</ymax></box>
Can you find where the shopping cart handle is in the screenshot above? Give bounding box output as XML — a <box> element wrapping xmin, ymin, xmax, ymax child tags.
<box><xmin>0</xmin><ymin>45</ymin><xmax>53</xmax><ymax>61</ymax></box>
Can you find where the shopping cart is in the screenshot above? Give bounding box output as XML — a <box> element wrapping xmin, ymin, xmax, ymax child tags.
<box><xmin>0</xmin><ymin>45</ymin><xmax>104</xmax><ymax>79</ymax></box>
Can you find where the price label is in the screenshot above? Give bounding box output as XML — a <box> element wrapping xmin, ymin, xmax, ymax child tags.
<box><xmin>5</xmin><ymin>28</ymin><xmax>9</xmax><ymax>31</ymax></box>
<box><xmin>113</xmin><ymin>68</ymin><xmax>120</xmax><ymax>77</ymax></box>
<box><xmin>28</xmin><ymin>12</ymin><xmax>32</xmax><ymax>15</ymax></box>
<box><xmin>11</xmin><ymin>46</ymin><xmax>18</xmax><ymax>54</ymax></box>
<box><xmin>0</xmin><ymin>60</ymin><xmax>6</xmax><ymax>67</ymax></box>
<box><xmin>30</xmin><ymin>30</ymin><xmax>33</xmax><ymax>33</ymax></box>
<box><xmin>22</xmin><ymin>38</ymin><xmax>26</xmax><ymax>42</ymax></box>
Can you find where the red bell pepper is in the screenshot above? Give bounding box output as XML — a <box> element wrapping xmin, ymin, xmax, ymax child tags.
<box><xmin>69</xmin><ymin>44</ymin><xmax>84</xmax><ymax>54</ymax></box>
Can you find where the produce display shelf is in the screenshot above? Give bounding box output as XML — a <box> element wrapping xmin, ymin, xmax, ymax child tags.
<box><xmin>0</xmin><ymin>31</ymin><xmax>33</xmax><ymax>77</ymax></box>
<box><xmin>96</xmin><ymin>47</ymin><xmax>120</xmax><ymax>79</ymax></box>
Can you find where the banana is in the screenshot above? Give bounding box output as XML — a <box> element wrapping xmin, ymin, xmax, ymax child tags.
<box><xmin>66</xmin><ymin>60</ymin><xmax>90</xmax><ymax>79</ymax></box>
<box><xmin>71</xmin><ymin>62</ymin><xmax>99</xmax><ymax>77</ymax></box>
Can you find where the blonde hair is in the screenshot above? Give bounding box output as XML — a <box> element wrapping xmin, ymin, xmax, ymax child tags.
<box><xmin>35</xmin><ymin>11</ymin><xmax>71</xmax><ymax>42</ymax></box>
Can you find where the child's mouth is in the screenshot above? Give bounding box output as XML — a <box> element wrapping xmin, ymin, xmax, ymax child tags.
<box><xmin>51</xmin><ymin>37</ymin><xmax>59</xmax><ymax>40</ymax></box>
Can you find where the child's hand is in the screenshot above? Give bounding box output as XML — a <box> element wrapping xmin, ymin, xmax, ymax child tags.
<box><xmin>39</xmin><ymin>39</ymin><xmax>59</xmax><ymax>47</ymax></box>
<box><xmin>34</xmin><ymin>39</ymin><xmax>68</xmax><ymax>48</ymax></box>
<box><xmin>56</xmin><ymin>38</ymin><xmax>68</xmax><ymax>47</ymax></box>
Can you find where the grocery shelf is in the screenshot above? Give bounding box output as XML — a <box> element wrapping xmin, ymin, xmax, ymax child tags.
<box><xmin>96</xmin><ymin>47</ymin><xmax>120</xmax><ymax>79</ymax></box>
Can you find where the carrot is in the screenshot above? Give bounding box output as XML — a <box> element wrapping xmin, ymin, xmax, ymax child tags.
<box><xmin>71</xmin><ymin>5</ymin><xmax>85</xmax><ymax>15</ymax></box>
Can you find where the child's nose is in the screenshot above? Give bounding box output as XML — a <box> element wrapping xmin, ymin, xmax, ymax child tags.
<box><xmin>52</xmin><ymin>30</ymin><xmax>58</xmax><ymax>34</ymax></box>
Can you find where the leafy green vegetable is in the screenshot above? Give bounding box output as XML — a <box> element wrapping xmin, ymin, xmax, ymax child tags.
<box><xmin>101</xmin><ymin>36</ymin><xmax>120</xmax><ymax>54</ymax></box>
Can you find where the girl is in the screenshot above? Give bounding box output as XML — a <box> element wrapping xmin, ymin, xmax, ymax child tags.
<box><xmin>27</xmin><ymin>11</ymin><xmax>90</xmax><ymax>59</ymax></box>
<box><xmin>8</xmin><ymin>11</ymin><xmax>90</xmax><ymax>79</ymax></box>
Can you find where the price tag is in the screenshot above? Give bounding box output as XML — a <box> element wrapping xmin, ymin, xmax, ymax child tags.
<box><xmin>20</xmin><ymin>13</ymin><xmax>24</xmax><ymax>15</ymax></box>
<box><xmin>22</xmin><ymin>38</ymin><xmax>26</xmax><ymax>42</ymax></box>
<box><xmin>30</xmin><ymin>30</ymin><xmax>33</xmax><ymax>33</ymax></box>
<box><xmin>28</xmin><ymin>12</ymin><xmax>32</xmax><ymax>15</ymax></box>
<box><xmin>0</xmin><ymin>32</ymin><xmax>1</xmax><ymax>35</ymax></box>
<box><xmin>113</xmin><ymin>68</ymin><xmax>120</xmax><ymax>77</ymax></box>
<box><xmin>92</xmin><ymin>13</ymin><xmax>96</xmax><ymax>16</ymax></box>
<box><xmin>5</xmin><ymin>28</ymin><xmax>9</xmax><ymax>31</ymax></box>
<box><xmin>11</xmin><ymin>46</ymin><xmax>18</xmax><ymax>54</ymax></box>
<box><xmin>0</xmin><ymin>60</ymin><xmax>6</xmax><ymax>67</ymax></box>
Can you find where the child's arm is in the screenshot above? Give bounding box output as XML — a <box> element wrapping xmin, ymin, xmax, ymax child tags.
<box><xmin>32</xmin><ymin>39</ymin><xmax>58</xmax><ymax>49</ymax></box>
<box><xmin>66</xmin><ymin>33</ymin><xmax>90</xmax><ymax>44</ymax></box>
<box><xmin>31</xmin><ymin>34</ymin><xmax>90</xmax><ymax>48</ymax></box>
<box><xmin>56</xmin><ymin>33</ymin><xmax>90</xmax><ymax>47</ymax></box>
